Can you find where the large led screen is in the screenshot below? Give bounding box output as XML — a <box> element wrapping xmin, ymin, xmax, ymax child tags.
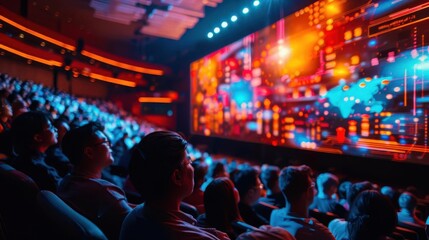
<box><xmin>190</xmin><ymin>0</ymin><xmax>429</xmax><ymax>165</ymax></box>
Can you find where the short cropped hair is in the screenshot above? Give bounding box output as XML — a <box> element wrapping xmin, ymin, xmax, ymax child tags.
<box><xmin>61</xmin><ymin>122</ymin><xmax>105</xmax><ymax>166</ymax></box>
<box><xmin>398</xmin><ymin>192</ymin><xmax>418</xmax><ymax>211</ymax></box>
<box><xmin>279</xmin><ymin>165</ymin><xmax>312</xmax><ymax>201</ymax></box>
<box><xmin>233</xmin><ymin>166</ymin><xmax>260</xmax><ymax>199</ymax></box>
<box><xmin>260</xmin><ymin>165</ymin><xmax>280</xmax><ymax>190</ymax></box>
<box><xmin>347</xmin><ymin>181</ymin><xmax>374</xmax><ymax>206</ymax></box>
<box><xmin>11</xmin><ymin>111</ymin><xmax>51</xmax><ymax>155</ymax></box>
<box><xmin>316</xmin><ymin>173</ymin><xmax>339</xmax><ymax>194</ymax></box>
<box><xmin>129</xmin><ymin>131</ymin><xmax>188</xmax><ymax>201</ymax></box>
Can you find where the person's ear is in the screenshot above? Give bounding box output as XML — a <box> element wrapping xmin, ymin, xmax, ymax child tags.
<box><xmin>33</xmin><ymin>133</ymin><xmax>43</xmax><ymax>143</ymax></box>
<box><xmin>171</xmin><ymin>169</ymin><xmax>183</xmax><ymax>186</ymax></box>
<box><xmin>84</xmin><ymin>146</ymin><xmax>94</xmax><ymax>159</ymax></box>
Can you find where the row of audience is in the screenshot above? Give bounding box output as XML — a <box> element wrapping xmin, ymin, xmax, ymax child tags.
<box><xmin>1</xmin><ymin>72</ymin><xmax>429</xmax><ymax>240</ymax></box>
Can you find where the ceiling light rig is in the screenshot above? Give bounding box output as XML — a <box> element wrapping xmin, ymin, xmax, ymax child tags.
<box><xmin>207</xmin><ymin>0</ymin><xmax>262</xmax><ymax>39</ymax></box>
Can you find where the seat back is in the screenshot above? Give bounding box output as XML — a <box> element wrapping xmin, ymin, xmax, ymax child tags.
<box><xmin>309</xmin><ymin>209</ymin><xmax>340</xmax><ymax>226</ymax></box>
<box><xmin>395</xmin><ymin>226</ymin><xmax>419</xmax><ymax>240</ymax></box>
<box><xmin>253</xmin><ymin>201</ymin><xmax>279</xmax><ymax>223</ymax></box>
<box><xmin>36</xmin><ymin>190</ymin><xmax>108</xmax><ymax>240</ymax></box>
<box><xmin>398</xmin><ymin>222</ymin><xmax>427</xmax><ymax>240</ymax></box>
<box><xmin>180</xmin><ymin>201</ymin><xmax>199</xmax><ymax>219</ymax></box>
<box><xmin>0</xmin><ymin>161</ymin><xmax>39</xmax><ymax>240</ymax></box>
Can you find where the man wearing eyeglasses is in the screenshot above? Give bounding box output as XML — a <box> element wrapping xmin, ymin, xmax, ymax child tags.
<box><xmin>58</xmin><ymin>122</ymin><xmax>133</xmax><ymax>240</ymax></box>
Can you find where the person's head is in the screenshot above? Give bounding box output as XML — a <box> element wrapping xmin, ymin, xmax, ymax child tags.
<box><xmin>11</xmin><ymin>98</ymin><xmax>28</xmax><ymax>119</ymax></box>
<box><xmin>347</xmin><ymin>181</ymin><xmax>374</xmax><ymax>206</ymax></box>
<box><xmin>192</xmin><ymin>159</ymin><xmax>208</xmax><ymax>190</ymax></box>
<box><xmin>233</xmin><ymin>166</ymin><xmax>262</xmax><ymax>206</ymax></box>
<box><xmin>316</xmin><ymin>172</ymin><xmax>339</xmax><ymax>197</ymax></box>
<box><xmin>11</xmin><ymin>111</ymin><xmax>57</xmax><ymax>154</ymax></box>
<box><xmin>260</xmin><ymin>165</ymin><xmax>280</xmax><ymax>193</ymax></box>
<box><xmin>54</xmin><ymin>118</ymin><xmax>70</xmax><ymax>145</ymax></box>
<box><xmin>279</xmin><ymin>165</ymin><xmax>314</xmax><ymax>206</ymax></box>
<box><xmin>206</xmin><ymin>160</ymin><xmax>229</xmax><ymax>180</ymax></box>
<box><xmin>61</xmin><ymin>122</ymin><xmax>113</xmax><ymax>170</ymax></box>
<box><xmin>347</xmin><ymin>190</ymin><xmax>397</xmax><ymax>240</ymax></box>
<box><xmin>339</xmin><ymin>181</ymin><xmax>352</xmax><ymax>200</ymax></box>
<box><xmin>204</xmin><ymin>177</ymin><xmax>242</xmax><ymax>233</ymax></box>
<box><xmin>0</xmin><ymin>98</ymin><xmax>12</xmax><ymax>120</ymax></box>
<box><xmin>398</xmin><ymin>192</ymin><xmax>418</xmax><ymax>212</ymax></box>
<box><xmin>129</xmin><ymin>131</ymin><xmax>191</xmax><ymax>202</ymax></box>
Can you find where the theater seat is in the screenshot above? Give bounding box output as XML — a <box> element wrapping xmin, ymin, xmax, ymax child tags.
<box><xmin>36</xmin><ymin>190</ymin><xmax>108</xmax><ymax>240</ymax></box>
<box><xmin>232</xmin><ymin>221</ymin><xmax>258</xmax><ymax>232</ymax></box>
<box><xmin>394</xmin><ymin>226</ymin><xmax>419</xmax><ymax>240</ymax></box>
<box><xmin>398</xmin><ymin>222</ymin><xmax>427</xmax><ymax>240</ymax></box>
<box><xmin>180</xmin><ymin>201</ymin><xmax>199</xmax><ymax>219</ymax></box>
<box><xmin>253</xmin><ymin>201</ymin><xmax>279</xmax><ymax>223</ymax></box>
<box><xmin>309</xmin><ymin>209</ymin><xmax>339</xmax><ymax>226</ymax></box>
<box><xmin>0</xmin><ymin>161</ymin><xmax>39</xmax><ymax>240</ymax></box>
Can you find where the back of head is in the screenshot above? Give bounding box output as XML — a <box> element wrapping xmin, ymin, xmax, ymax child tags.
<box><xmin>339</xmin><ymin>181</ymin><xmax>352</xmax><ymax>200</ymax></box>
<box><xmin>192</xmin><ymin>160</ymin><xmax>208</xmax><ymax>189</ymax></box>
<box><xmin>398</xmin><ymin>192</ymin><xmax>417</xmax><ymax>211</ymax></box>
<box><xmin>260</xmin><ymin>165</ymin><xmax>280</xmax><ymax>191</ymax></box>
<box><xmin>207</xmin><ymin>161</ymin><xmax>228</xmax><ymax>179</ymax></box>
<box><xmin>11</xmin><ymin>111</ymin><xmax>50</xmax><ymax>155</ymax></box>
<box><xmin>233</xmin><ymin>166</ymin><xmax>259</xmax><ymax>200</ymax></box>
<box><xmin>204</xmin><ymin>177</ymin><xmax>241</xmax><ymax>231</ymax></box>
<box><xmin>61</xmin><ymin>122</ymin><xmax>104</xmax><ymax>166</ymax></box>
<box><xmin>279</xmin><ymin>165</ymin><xmax>312</xmax><ymax>202</ymax></box>
<box><xmin>347</xmin><ymin>181</ymin><xmax>374</xmax><ymax>206</ymax></box>
<box><xmin>347</xmin><ymin>190</ymin><xmax>397</xmax><ymax>240</ymax></box>
<box><xmin>129</xmin><ymin>131</ymin><xmax>188</xmax><ymax>201</ymax></box>
<box><xmin>316</xmin><ymin>172</ymin><xmax>339</xmax><ymax>195</ymax></box>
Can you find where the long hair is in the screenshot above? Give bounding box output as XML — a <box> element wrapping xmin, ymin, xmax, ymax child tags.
<box><xmin>347</xmin><ymin>190</ymin><xmax>397</xmax><ymax>240</ymax></box>
<box><xmin>204</xmin><ymin>177</ymin><xmax>242</xmax><ymax>236</ymax></box>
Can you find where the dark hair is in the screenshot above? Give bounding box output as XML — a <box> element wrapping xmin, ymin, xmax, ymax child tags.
<box><xmin>316</xmin><ymin>172</ymin><xmax>339</xmax><ymax>194</ymax></box>
<box><xmin>279</xmin><ymin>165</ymin><xmax>312</xmax><ymax>202</ymax></box>
<box><xmin>192</xmin><ymin>160</ymin><xmax>208</xmax><ymax>189</ymax></box>
<box><xmin>11</xmin><ymin>111</ymin><xmax>51</xmax><ymax>155</ymax></box>
<box><xmin>61</xmin><ymin>122</ymin><xmax>104</xmax><ymax>166</ymax></box>
<box><xmin>339</xmin><ymin>181</ymin><xmax>352</xmax><ymax>200</ymax></box>
<box><xmin>260</xmin><ymin>165</ymin><xmax>280</xmax><ymax>191</ymax></box>
<box><xmin>204</xmin><ymin>177</ymin><xmax>242</xmax><ymax>237</ymax></box>
<box><xmin>233</xmin><ymin>167</ymin><xmax>259</xmax><ymax>200</ymax></box>
<box><xmin>347</xmin><ymin>190</ymin><xmax>397</xmax><ymax>240</ymax></box>
<box><xmin>207</xmin><ymin>161</ymin><xmax>227</xmax><ymax>179</ymax></box>
<box><xmin>129</xmin><ymin>131</ymin><xmax>188</xmax><ymax>201</ymax></box>
<box><xmin>347</xmin><ymin>181</ymin><xmax>374</xmax><ymax>206</ymax></box>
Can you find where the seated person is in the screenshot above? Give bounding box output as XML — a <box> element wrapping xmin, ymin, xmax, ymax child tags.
<box><xmin>10</xmin><ymin>111</ymin><xmax>61</xmax><ymax>191</ymax></box>
<box><xmin>338</xmin><ymin>181</ymin><xmax>351</xmax><ymax>211</ymax></box>
<box><xmin>201</xmin><ymin>160</ymin><xmax>229</xmax><ymax>191</ymax></box>
<box><xmin>198</xmin><ymin>177</ymin><xmax>245</xmax><ymax>239</ymax></box>
<box><xmin>236</xmin><ymin>225</ymin><xmax>296</xmax><ymax>240</ymax></box>
<box><xmin>328</xmin><ymin>190</ymin><xmax>397</xmax><ymax>240</ymax></box>
<box><xmin>45</xmin><ymin>118</ymin><xmax>72</xmax><ymax>177</ymax></box>
<box><xmin>258</xmin><ymin>165</ymin><xmax>285</xmax><ymax>208</ymax></box>
<box><xmin>309</xmin><ymin>173</ymin><xmax>347</xmax><ymax>218</ymax></box>
<box><xmin>58</xmin><ymin>122</ymin><xmax>133</xmax><ymax>240</ymax></box>
<box><xmin>270</xmin><ymin>165</ymin><xmax>334</xmax><ymax>240</ymax></box>
<box><xmin>183</xmin><ymin>158</ymin><xmax>208</xmax><ymax>213</ymax></box>
<box><xmin>120</xmin><ymin>131</ymin><xmax>229</xmax><ymax>240</ymax></box>
<box><xmin>234</xmin><ymin>166</ymin><xmax>268</xmax><ymax>227</ymax></box>
<box><xmin>397</xmin><ymin>192</ymin><xmax>425</xmax><ymax>226</ymax></box>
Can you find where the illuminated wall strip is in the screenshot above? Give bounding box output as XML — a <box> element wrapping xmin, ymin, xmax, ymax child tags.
<box><xmin>89</xmin><ymin>73</ymin><xmax>136</xmax><ymax>87</ymax></box>
<box><xmin>0</xmin><ymin>44</ymin><xmax>62</xmax><ymax>67</ymax></box>
<box><xmin>0</xmin><ymin>15</ymin><xmax>76</xmax><ymax>51</ymax></box>
<box><xmin>81</xmin><ymin>50</ymin><xmax>164</xmax><ymax>76</ymax></box>
<box><xmin>138</xmin><ymin>97</ymin><xmax>172</xmax><ymax>103</ymax></box>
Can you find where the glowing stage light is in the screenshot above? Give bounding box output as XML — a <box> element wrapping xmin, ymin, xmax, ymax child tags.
<box><xmin>207</xmin><ymin>32</ymin><xmax>214</xmax><ymax>38</ymax></box>
<box><xmin>231</xmin><ymin>15</ymin><xmax>238</xmax><ymax>22</ymax></box>
<box><xmin>242</xmin><ymin>7</ymin><xmax>249</xmax><ymax>14</ymax></box>
<box><xmin>221</xmin><ymin>21</ymin><xmax>228</xmax><ymax>28</ymax></box>
<box><xmin>253</xmin><ymin>0</ymin><xmax>260</xmax><ymax>7</ymax></box>
<box><xmin>368</xmin><ymin>39</ymin><xmax>377</xmax><ymax>47</ymax></box>
<box><xmin>214</xmin><ymin>27</ymin><xmax>220</xmax><ymax>33</ymax></box>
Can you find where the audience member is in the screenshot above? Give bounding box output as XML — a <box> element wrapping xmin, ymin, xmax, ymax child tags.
<box><xmin>10</xmin><ymin>111</ymin><xmax>61</xmax><ymax>191</ymax></box>
<box><xmin>234</xmin><ymin>166</ymin><xmax>268</xmax><ymax>227</ymax></box>
<box><xmin>198</xmin><ymin>177</ymin><xmax>244</xmax><ymax>239</ymax></box>
<box><xmin>310</xmin><ymin>172</ymin><xmax>347</xmax><ymax>218</ymax></box>
<box><xmin>329</xmin><ymin>190</ymin><xmax>397</xmax><ymax>240</ymax></box>
<box><xmin>121</xmin><ymin>131</ymin><xmax>229</xmax><ymax>240</ymax></box>
<box><xmin>270</xmin><ymin>165</ymin><xmax>334</xmax><ymax>240</ymax></box>
<box><xmin>258</xmin><ymin>164</ymin><xmax>285</xmax><ymax>208</ymax></box>
<box><xmin>338</xmin><ymin>181</ymin><xmax>352</xmax><ymax>211</ymax></box>
<box><xmin>236</xmin><ymin>225</ymin><xmax>296</xmax><ymax>240</ymax></box>
<box><xmin>58</xmin><ymin>122</ymin><xmax>133</xmax><ymax>240</ymax></box>
<box><xmin>397</xmin><ymin>191</ymin><xmax>425</xmax><ymax>226</ymax></box>
<box><xmin>45</xmin><ymin>118</ymin><xmax>72</xmax><ymax>176</ymax></box>
<box><xmin>184</xmin><ymin>159</ymin><xmax>208</xmax><ymax>213</ymax></box>
<box><xmin>201</xmin><ymin>160</ymin><xmax>229</xmax><ymax>191</ymax></box>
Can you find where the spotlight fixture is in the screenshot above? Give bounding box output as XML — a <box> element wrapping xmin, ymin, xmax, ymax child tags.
<box><xmin>207</xmin><ymin>32</ymin><xmax>214</xmax><ymax>38</ymax></box>
<box><xmin>214</xmin><ymin>27</ymin><xmax>220</xmax><ymax>34</ymax></box>
<box><xmin>231</xmin><ymin>15</ymin><xmax>238</xmax><ymax>22</ymax></box>
<box><xmin>242</xmin><ymin>7</ymin><xmax>249</xmax><ymax>14</ymax></box>
<box><xmin>221</xmin><ymin>21</ymin><xmax>228</xmax><ymax>28</ymax></box>
<box><xmin>253</xmin><ymin>0</ymin><xmax>260</xmax><ymax>6</ymax></box>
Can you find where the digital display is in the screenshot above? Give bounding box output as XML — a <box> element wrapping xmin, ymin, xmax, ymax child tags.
<box><xmin>190</xmin><ymin>0</ymin><xmax>429</xmax><ymax>165</ymax></box>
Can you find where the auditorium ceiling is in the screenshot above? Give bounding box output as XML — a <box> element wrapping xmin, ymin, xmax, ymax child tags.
<box><xmin>0</xmin><ymin>0</ymin><xmax>314</xmax><ymax>66</ymax></box>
